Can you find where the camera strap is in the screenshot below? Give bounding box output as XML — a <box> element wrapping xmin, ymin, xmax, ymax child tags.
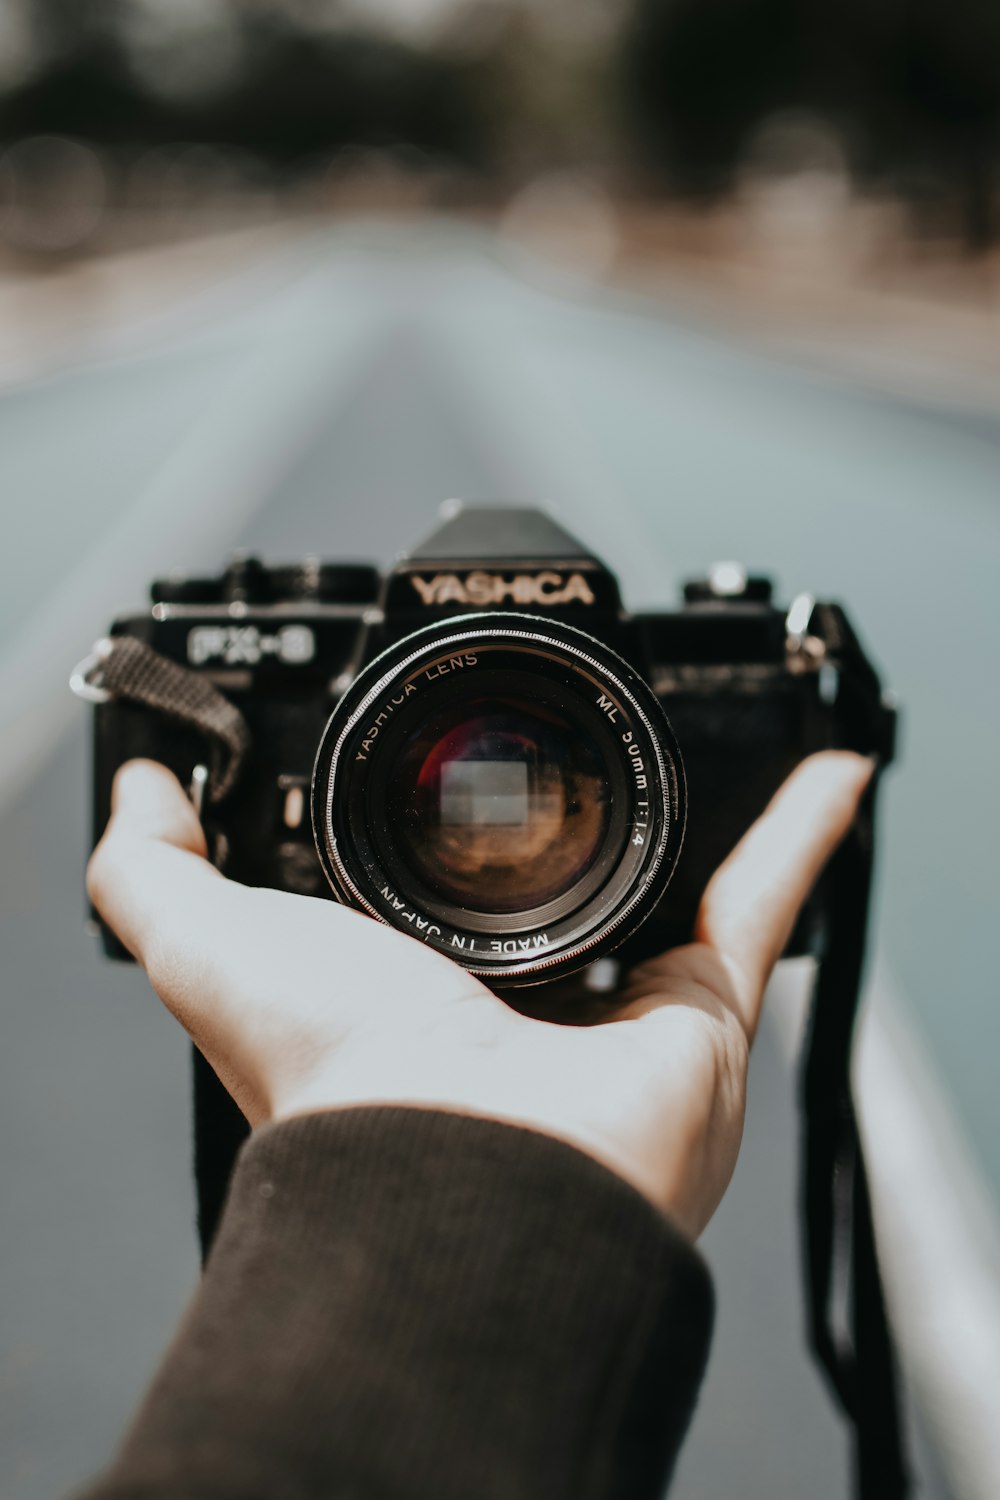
<box><xmin>73</xmin><ymin>636</ymin><xmax>250</xmax><ymax>802</ymax></box>
<box><xmin>803</xmin><ymin>776</ymin><xmax>909</xmax><ymax>1499</ymax></box>
<box><xmin>73</xmin><ymin>635</ymin><xmax>258</xmax><ymax>1240</ymax></box>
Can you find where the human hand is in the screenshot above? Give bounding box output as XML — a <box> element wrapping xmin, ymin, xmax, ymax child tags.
<box><xmin>88</xmin><ymin>752</ymin><xmax>872</xmax><ymax>1237</ymax></box>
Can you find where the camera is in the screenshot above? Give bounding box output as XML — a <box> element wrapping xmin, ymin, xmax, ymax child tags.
<box><xmin>80</xmin><ymin>504</ymin><xmax>895</xmax><ymax>985</ymax></box>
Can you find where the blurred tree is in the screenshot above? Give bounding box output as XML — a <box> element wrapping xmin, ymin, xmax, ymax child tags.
<box><xmin>451</xmin><ymin>4</ymin><xmax>623</xmax><ymax>179</ymax></box>
<box><xmin>3</xmin><ymin>0</ymin><xmax>1000</xmax><ymax>247</ymax></box>
<box><xmin>869</xmin><ymin>0</ymin><xmax>1000</xmax><ymax>249</ymax></box>
<box><xmin>624</xmin><ymin>0</ymin><xmax>806</xmax><ymax>196</ymax></box>
<box><xmin>624</xmin><ymin>0</ymin><xmax>1000</xmax><ymax>249</ymax></box>
<box><xmin>0</xmin><ymin>2</ymin><xmax>485</xmax><ymax>172</ymax></box>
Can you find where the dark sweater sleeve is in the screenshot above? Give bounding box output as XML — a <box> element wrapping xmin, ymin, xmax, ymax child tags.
<box><xmin>78</xmin><ymin>1108</ymin><xmax>714</xmax><ymax>1500</ymax></box>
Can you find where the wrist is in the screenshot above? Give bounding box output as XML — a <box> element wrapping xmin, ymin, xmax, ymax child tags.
<box><xmin>271</xmin><ymin>1062</ymin><xmax>673</xmax><ymax>1223</ymax></box>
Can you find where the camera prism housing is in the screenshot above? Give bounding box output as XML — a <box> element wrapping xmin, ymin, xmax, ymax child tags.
<box><xmin>86</xmin><ymin>505</ymin><xmax>896</xmax><ymax>987</ymax></box>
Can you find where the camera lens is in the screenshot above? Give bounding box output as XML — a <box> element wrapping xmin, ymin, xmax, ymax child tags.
<box><xmin>312</xmin><ymin>614</ymin><xmax>685</xmax><ymax>985</ymax></box>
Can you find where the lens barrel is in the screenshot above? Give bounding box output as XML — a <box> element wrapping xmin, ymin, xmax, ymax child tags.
<box><xmin>311</xmin><ymin>613</ymin><xmax>686</xmax><ymax>986</ymax></box>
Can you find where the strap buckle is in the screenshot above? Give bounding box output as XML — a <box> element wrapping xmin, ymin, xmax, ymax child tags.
<box><xmin>69</xmin><ymin>639</ymin><xmax>114</xmax><ymax>704</ymax></box>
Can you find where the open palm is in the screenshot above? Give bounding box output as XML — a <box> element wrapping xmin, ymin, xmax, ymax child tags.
<box><xmin>88</xmin><ymin>752</ymin><xmax>872</xmax><ymax>1237</ymax></box>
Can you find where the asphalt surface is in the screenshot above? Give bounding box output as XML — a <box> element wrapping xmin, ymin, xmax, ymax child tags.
<box><xmin>3</xmin><ymin>220</ymin><xmax>990</xmax><ymax>1498</ymax></box>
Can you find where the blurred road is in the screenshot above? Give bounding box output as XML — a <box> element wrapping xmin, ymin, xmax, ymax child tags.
<box><xmin>4</xmin><ymin>220</ymin><xmax>994</xmax><ymax>1497</ymax></box>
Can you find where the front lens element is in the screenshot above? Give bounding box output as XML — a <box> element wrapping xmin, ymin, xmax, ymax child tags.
<box><xmin>387</xmin><ymin>688</ymin><xmax>613</xmax><ymax>915</ymax></box>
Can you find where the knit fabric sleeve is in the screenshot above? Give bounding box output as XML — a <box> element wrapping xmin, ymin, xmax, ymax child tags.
<box><xmin>78</xmin><ymin>1107</ymin><xmax>714</xmax><ymax>1500</ymax></box>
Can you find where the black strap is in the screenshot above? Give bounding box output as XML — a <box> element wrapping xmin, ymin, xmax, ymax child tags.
<box><xmin>89</xmin><ymin>636</ymin><xmax>250</xmax><ymax>802</ymax></box>
<box><xmin>802</xmin><ymin>778</ymin><xmax>910</xmax><ymax>1498</ymax></box>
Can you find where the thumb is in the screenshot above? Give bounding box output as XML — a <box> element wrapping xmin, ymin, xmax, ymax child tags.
<box><xmin>105</xmin><ymin>758</ymin><xmax>207</xmax><ymax>855</ymax></box>
<box><xmin>694</xmin><ymin>749</ymin><xmax>875</xmax><ymax>1034</ymax></box>
<box><xmin>88</xmin><ymin>761</ymin><xmax>273</xmax><ymax>1123</ymax></box>
<box><xmin>87</xmin><ymin>759</ymin><xmax>221</xmax><ymax>966</ymax></box>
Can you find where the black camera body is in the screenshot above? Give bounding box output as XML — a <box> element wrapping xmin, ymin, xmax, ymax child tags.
<box><xmin>88</xmin><ymin>505</ymin><xmax>895</xmax><ymax>980</ymax></box>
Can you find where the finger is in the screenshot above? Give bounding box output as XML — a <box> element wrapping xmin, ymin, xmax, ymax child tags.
<box><xmin>87</xmin><ymin>759</ymin><xmax>283</xmax><ymax>1119</ymax></box>
<box><xmin>87</xmin><ymin>758</ymin><xmax>226</xmax><ymax>974</ymax></box>
<box><xmin>692</xmin><ymin>750</ymin><xmax>874</xmax><ymax>1035</ymax></box>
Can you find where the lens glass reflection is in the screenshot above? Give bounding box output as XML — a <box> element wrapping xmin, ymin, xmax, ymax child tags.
<box><xmin>387</xmin><ymin>693</ymin><xmax>611</xmax><ymax>914</ymax></box>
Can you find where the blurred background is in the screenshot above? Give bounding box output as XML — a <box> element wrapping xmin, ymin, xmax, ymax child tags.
<box><xmin>1</xmin><ymin>3</ymin><xmax>998</xmax><ymax>1498</ymax></box>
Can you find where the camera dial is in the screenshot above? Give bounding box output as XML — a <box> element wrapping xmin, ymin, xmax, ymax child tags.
<box><xmin>152</xmin><ymin>557</ymin><xmax>380</xmax><ymax>608</ymax></box>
